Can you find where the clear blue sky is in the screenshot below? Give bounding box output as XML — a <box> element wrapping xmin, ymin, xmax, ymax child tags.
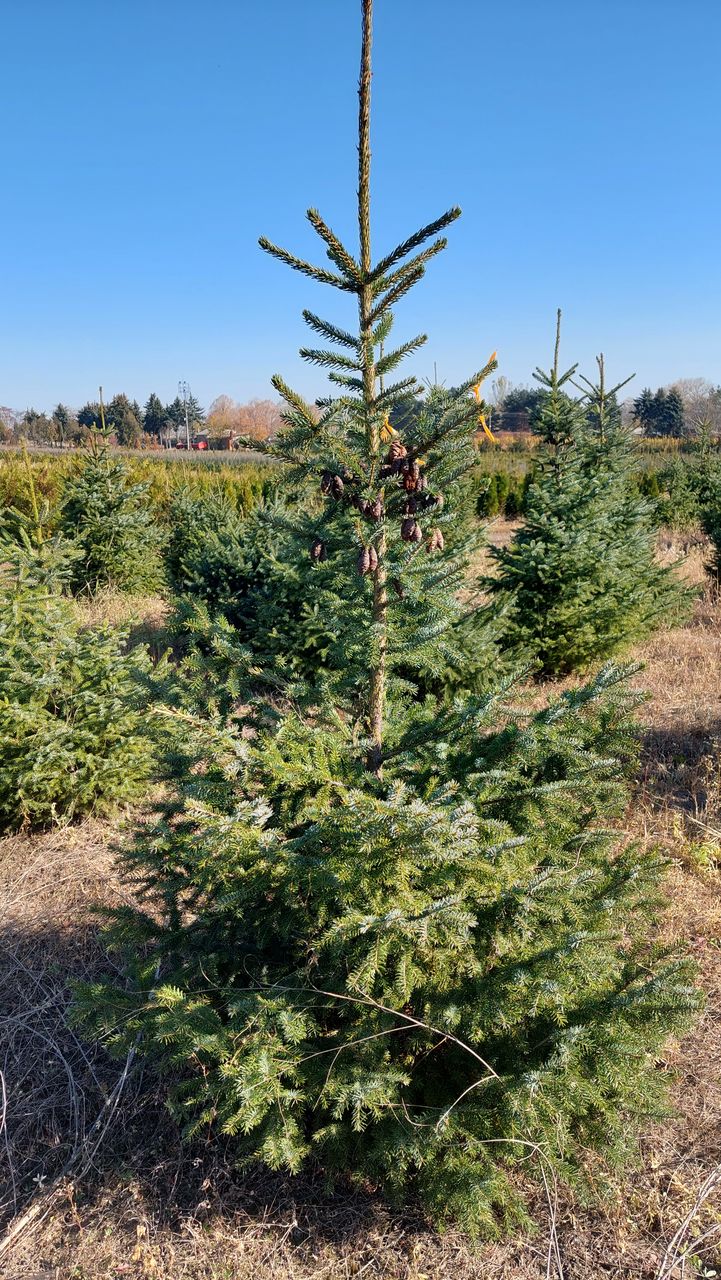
<box><xmin>2</xmin><ymin>0</ymin><xmax>720</xmax><ymax>414</ymax></box>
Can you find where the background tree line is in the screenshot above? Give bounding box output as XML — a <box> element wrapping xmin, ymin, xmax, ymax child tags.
<box><xmin>1</xmin><ymin>393</ymin><xmax>286</xmax><ymax>448</ymax></box>
<box><xmin>489</xmin><ymin>375</ymin><xmax>721</xmax><ymax>436</ymax></box>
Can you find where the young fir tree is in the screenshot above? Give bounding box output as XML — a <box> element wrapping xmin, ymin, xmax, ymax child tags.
<box><xmin>0</xmin><ymin>527</ymin><xmax>153</xmax><ymax>830</ymax></box>
<box><xmin>75</xmin><ymin>1</ymin><xmax>697</xmax><ymax>1234</ymax></box>
<box><xmin>59</xmin><ymin>432</ymin><xmax>165</xmax><ymax>594</ymax></box>
<box><xmin>485</xmin><ymin>317</ymin><xmax>687</xmax><ymax>675</ymax></box>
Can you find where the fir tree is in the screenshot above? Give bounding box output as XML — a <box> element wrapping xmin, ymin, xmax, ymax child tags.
<box><xmin>106</xmin><ymin>392</ymin><xmax>143</xmax><ymax>447</ymax></box>
<box><xmin>632</xmin><ymin>386</ymin><xmax>654</xmax><ymax>432</ymax></box>
<box><xmin>143</xmin><ymin>392</ymin><xmax>168</xmax><ymax>439</ymax></box>
<box><xmin>0</xmin><ymin>537</ymin><xmax>153</xmax><ymax>830</ymax></box>
<box><xmin>485</xmin><ymin>319</ymin><xmax>688</xmax><ymax>675</ymax></box>
<box><xmin>59</xmin><ymin>435</ymin><xmax>165</xmax><ymax>593</ymax></box>
<box><xmin>75</xmin><ymin>1</ymin><xmax>698</xmax><ymax>1233</ymax></box>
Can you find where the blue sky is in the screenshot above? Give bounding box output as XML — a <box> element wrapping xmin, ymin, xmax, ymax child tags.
<box><xmin>1</xmin><ymin>0</ymin><xmax>720</xmax><ymax>414</ymax></box>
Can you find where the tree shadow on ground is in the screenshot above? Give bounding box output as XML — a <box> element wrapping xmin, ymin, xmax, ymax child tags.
<box><xmin>637</xmin><ymin>720</ymin><xmax>721</xmax><ymax>826</ymax></box>
<box><xmin>0</xmin><ymin>916</ymin><xmax>462</xmax><ymax>1276</ymax></box>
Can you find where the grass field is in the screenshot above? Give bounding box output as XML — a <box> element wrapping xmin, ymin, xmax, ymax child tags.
<box><xmin>1</xmin><ymin>527</ymin><xmax>719</xmax><ymax>1279</ymax></box>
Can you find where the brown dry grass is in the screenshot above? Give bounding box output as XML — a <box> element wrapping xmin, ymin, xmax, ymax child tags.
<box><xmin>1</xmin><ymin>543</ymin><xmax>721</xmax><ymax>1278</ymax></box>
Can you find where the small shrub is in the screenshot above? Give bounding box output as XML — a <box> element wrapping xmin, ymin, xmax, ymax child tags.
<box><xmin>486</xmin><ymin>336</ymin><xmax>688</xmax><ymax>675</ymax></box>
<box><xmin>58</xmin><ymin>438</ymin><xmax>165</xmax><ymax>594</ymax></box>
<box><xmin>0</xmin><ymin>543</ymin><xmax>153</xmax><ymax>831</ymax></box>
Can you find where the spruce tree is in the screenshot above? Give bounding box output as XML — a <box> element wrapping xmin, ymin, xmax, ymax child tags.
<box><xmin>59</xmin><ymin>434</ymin><xmax>165</xmax><ymax>594</ymax></box>
<box><xmin>0</xmin><ymin>536</ymin><xmax>153</xmax><ymax>830</ymax></box>
<box><xmin>485</xmin><ymin>318</ymin><xmax>687</xmax><ymax>675</ymax></box>
<box><xmin>75</xmin><ymin>2</ymin><xmax>697</xmax><ymax>1234</ymax></box>
<box><xmin>143</xmin><ymin>392</ymin><xmax>168</xmax><ymax>439</ymax></box>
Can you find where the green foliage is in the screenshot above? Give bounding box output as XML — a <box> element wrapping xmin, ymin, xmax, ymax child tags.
<box><xmin>58</xmin><ymin>438</ymin><xmax>166</xmax><ymax>594</ymax></box>
<box><xmin>106</xmin><ymin>393</ymin><xmax>143</xmax><ymax>447</ymax></box>
<box><xmin>701</xmin><ymin>467</ymin><xmax>721</xmax><ymax>582</ymax></box>
<box><xmin>633</xmin><ymin>386</ymin><xmax>686</xmax><ymax>437</ymax></box>
<box><xmin>0</xmin><ymin>451</ymin><xmax>276</xmax><ymax>556</ymax></box>
<box><xmin>143</xmin><ymin>393</ymin><xmax>168</xmax><ymax>438</ymax></box>
<box><xmin>0</xmin><ymin>542</ymin><xmax>153</xmax><ymax>831</ymax></box>
<box><xmin>74</xmin><ymin>5</ymin><xmax>698</xmax><ymax>1236</ymax></box>
<box><xmin>167</xmin><ymin>461</ymin><xmax>500</xmax><ymax>701</ymax></box>
<box><xmin>653</xmin><ymin>453</ymin><xmax>721</xmax><ymax>531</ymax></box>
<box><xmin>74</xmin><ymin>666</ymin><xmax>697</xmax><ymax>1234</ymax></box>
<box><xmin>486</xmin><ymin>335</ymin><xmax>688</xmax><ymax>675</ymax></box>
<box><xmin>474</xmin><ymin>469</ymin><xmax>531</xmax><ymax>518</ymax></box>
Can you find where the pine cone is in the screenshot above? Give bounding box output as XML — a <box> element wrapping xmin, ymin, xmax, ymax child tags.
<box><xmin>357</xmin><ymin>548</ymin><xmax>371</xmax><ymax>576</ymax></box>
<box><xmin>426</xmin><ymin>527</ymin><xmax>444</xmax><ymax>553</ymax></box>
<box><xmin>387</xmin><ymin>440</ymin><xmax>407</xmax><ymax>462</ymax></box>
<box><xmin>310</xmin><ymin>538</ymin><xmax>326</xmax><ymax>561</ymax></box>
<box><xmin>367</xmin><ymin>545</ymin><xmax>378</xmax><ymax>571</ymax></box>
<box><xmin>401</xmin><ymin>517</ymin><xmax>422</xmax><ymax>543</ymax></box>
<box><xmin>320</xmin><ymin>470</ymin><xmax>333</xmax><ymax>495</ymax></box>
<box><xmin>330</xmin><ymin>475</ymin><xmax>345</xmax><ymax>499</ymax></box>
<box><xmin>370</xmin><ymin>497</ymin><xmax>384</xmax><ymax>521</ymax></box>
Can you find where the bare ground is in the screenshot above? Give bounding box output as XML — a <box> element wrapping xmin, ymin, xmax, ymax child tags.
<box><xmin>1</xmin><ymin>532</ymin><xmax>721</xmax><ymax>1279</ymax></box>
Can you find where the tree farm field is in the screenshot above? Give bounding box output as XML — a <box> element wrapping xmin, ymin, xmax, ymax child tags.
<box><xmin>2</xmin><ymin>435</ymin><xmax>721</xmax><ymax>1276</ymax></box>
<box><xmin>5</xmin><ymin>0</ymin><xmax>721</xmax><ymax>1277</ymax></box>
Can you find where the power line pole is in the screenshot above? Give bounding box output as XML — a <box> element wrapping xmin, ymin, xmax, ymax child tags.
<box><xmin>178</xmin><ymin>379</ymin><xmax>191</xmax><ymax>449</ymax></box>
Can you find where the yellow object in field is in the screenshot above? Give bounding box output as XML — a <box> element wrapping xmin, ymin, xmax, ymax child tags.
<box><xmin>472</xmin><ymin>354</ymin><xmax>498</xmax><ymax>403</ymax></box>
<box><xmin>479</xmin><ymin>413</ymin><xmax>497</xmax><ymax>444</ymax></box>
<box><xmin>379</xmin><ymin>413</ymin><xmax>396</xmax><ymax>443</ymax></box>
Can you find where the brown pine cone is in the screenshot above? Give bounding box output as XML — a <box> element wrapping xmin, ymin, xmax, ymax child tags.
<box><xmin>330</xmin><ymin>475</ymin><xmax>345</xmax><ymax>499</ymax></box>
<box><xmin>357</xmin><ymin>548</ymin><xmax>371</xmax><ymax>576</ymax></box>
<box><xmin>320</xmin><ymin>470</ymin><xmax>333</xmax><ymax>495</ymax></box>
<box><xmin>426</xmin><ymin>527</ymin><xmax>444</xmax><ymax>553</ymax></box>
<box><xmin>367</xmin><ymin>545</ymin><xmax>378</xmax><ymax>571</ymax></box>
<box><xmin>410</xmin><ymin>522</ymin><xmax>422</xmax><ymax>543</ymax></box>
<box><xmin>370</xmin><ymin>497</ymin><xmax>384</xmax><ymax>521</ymax></box>
<box><xmin>401</xmin><ymin>516</ymin><xmax>416</xmax><ymax>541</ymax></box>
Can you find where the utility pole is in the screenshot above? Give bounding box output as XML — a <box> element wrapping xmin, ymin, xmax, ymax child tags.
<box><xmin>178</xmin><ymin>379</ymin><xmax>191</xmax><ymax>449</ymax></box>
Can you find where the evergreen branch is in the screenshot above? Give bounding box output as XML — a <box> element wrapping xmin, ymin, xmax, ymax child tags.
<box><xmin>307</xmin><ymin>208</ymin><xmax>362</xmax><ymax>283</ymax></box>
<box><xmin>376</xmin><ymin>335</ymin><xmax>427</xmax><ymax>376</ymax></box>
<box><xmin>371</xmin><ymin>311</ymin><xmax>394</xmax><ymax>347</ymax></box>
<box><xmin>327</xmin><ymin>372</ymin><xmax>365</xmax><ymax>390</ymax></box>
<box><xmin>373</xmin><ymin>238</ymin><xmax>449</xmax><ymax>296</ymax></box>
<box><xmin>370</xmin><ymin>208</ymin><xmax>461</xmax><ymax>279</ymax></box>
<box><xmin>367</xmin><ymin>267</ymin><xmax>425</xmax><ymax>326</ymax></box>
<box><xmin>302</xmin><ymin>310</ymin><xmax>360</xmax><ymax>351</ymax></box>
<box><xmin>299</xmin><ymin>347</ymin><xmax>361</xmax><ymax>371</ymax></box>
<box><xmin>270</xmin><ymin>375</ymin><xmax>321</xmax><ymax>429</ymax></box>
<box><xmin>376</xmin><ymin>377</ymin><xmax>420</xmax><ymax>407</ymax></box>
<box><xmin>259</xmin><ymin>236</ymin><xmax>355</xmax><ymax>291</ymax></box>
<box><xmin>533</xmin><ymin>362</ymin><xmax>579</xmax><ymax>389</ymax></box>
<box><xmin>572</xmin><ymin>371</ymin><xmax>635</xmax><ymax>400</ymax></box>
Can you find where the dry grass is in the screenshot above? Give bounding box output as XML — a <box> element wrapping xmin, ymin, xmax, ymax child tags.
<box><xmin>2</xmin><ymin>539</ymin><xmax>721</xmax><ymax>1278</ymax></box>
<box><xmin>72</xmin><ymin>591</ymin><xmax>171</xmax><ymax>660</ymax></box>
